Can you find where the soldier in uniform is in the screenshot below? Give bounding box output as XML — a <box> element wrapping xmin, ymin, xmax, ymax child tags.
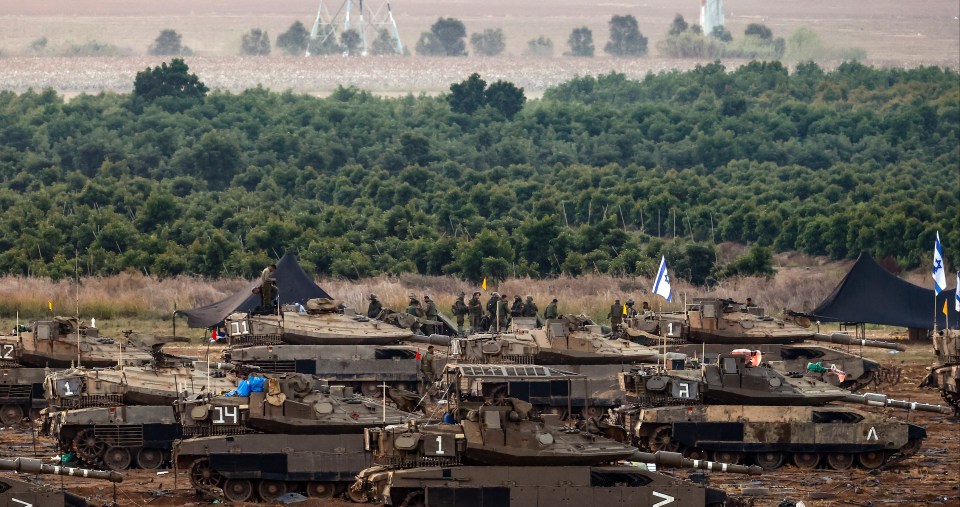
<box><xmin>423</xmin><ymin>295</ymin><xmax>438</xmax><ymax>334</ymax></box>
<box><xmin>420</xmin><ymin>345</ymin><xmax>436</xmax><ymax>394</ymax></box>
<box><xmin>468</xmin><ymin>291</ymin><xmax>483</xmax><ymax>333</ymax></box>
<box><xmin>486</xmin><ymin>292</ymin><xmax>500</xmax><ymax>328</ymax></box>
<box><xmin>544</xmin><ymin>298</ymin><xmax>559</xmax><ymax>319</ymax></box>
<box><xmin>609</xmin><ymin>299</ymin><xmax>623</xmax><ymax>332</ymax></box>
<box><xmin>452</xmin><ymin>292</ymin><xmax>469</xmax><ymax>336</ymax></box>
<box><xmin>495</xmin><ymin>293</ymin><xmax>510</xmax><ymax>331</ymax></box>
<box><xmin>624</xmin><ymin>298</ymin><xmax>638</xmax><ymax>318</ymax></box>
<box><xmin>521</xmin><ymin>295</ymin><xmax>538</xmax><ymax>317</ymax></box>
<box><xmin>510</xmin><ymin>295</ymin><xmax>524</xmax><ymax>317</ymax></box>
<box><xmin>259</xmin><ymin>264</ymin><xmax>278</xmax><ymax>310</ymax></box>
<box><xmin>366</xmin><ymin>294</ymin><xmax>383</xmax><ymax>319</ymax></box>
<box><xmin>406</xmin><ymin>295</ymin><xmax>424</xmax><ymax>318</ymax></box>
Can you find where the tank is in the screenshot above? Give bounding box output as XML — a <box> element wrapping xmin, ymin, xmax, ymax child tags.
<box><xmin>0</xmin><ymin>317</ymin><xmax>157</xmax><ymax>368</ymax></box>
<box><xmin>47</xmin><ymin>404</ymin><xmax>181</xmax><ymax>471</ymax></box>
<box><xmin>453</xmin><ymin>315</ymin><xmax>666</xmax><ymax>365</ymax></box>
<box><xmin>0</xmin><ymin>457</ymin><xmax>122</xmax><ymax>507</ymax></box>
<box><xmin>0</xmin><ymin>366</ymin><xmax>46</xmax><ymax>425</ymax></box>
<box><xmin>923</xmin><ymin>329</ymin><xmax>960</xmax><ymax>413</ymax></box>
<box><xmin>613</xmin><ymin>352</ymin><xmax>949</xmax><ymax>471</ymax></box>
<box><xmin>622</xmin><ymin>298</ymin><xmax>903</xmax><ymax>390</ymax></box>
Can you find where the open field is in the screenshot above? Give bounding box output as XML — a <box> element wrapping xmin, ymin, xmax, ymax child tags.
<box><xmin>0</xmin><ymin>0</ymin><xmax>956</xmax><ymax>95</ymax></box>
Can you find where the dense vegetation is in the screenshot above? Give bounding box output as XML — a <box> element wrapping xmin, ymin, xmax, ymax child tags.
<box><xmin>0</xmin><ymin>60</ymin><xmax>956</xmax><ymax>284</ymax></box>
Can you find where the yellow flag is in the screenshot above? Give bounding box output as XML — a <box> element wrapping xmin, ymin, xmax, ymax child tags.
<box><xmin>482</xmin><ymin>278</ymin><xmax>487</xmax><ymax>291</ymax></box>
<box><xmin>622</xmin><ymin>304</ymin><xmax>627</xmax><ymax>315</ymax></box>
<box><xmin>944</xmin><ymin>299</ymin><xmax>950</xmax><ymax>316</ymax></box>
<box><xmin>47</xmin><ymin>301</ymin><xmax>53</xmax><ymax>311</ymax></box>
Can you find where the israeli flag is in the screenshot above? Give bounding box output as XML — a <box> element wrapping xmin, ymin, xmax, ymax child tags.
<box><xmin>932</xmin><ymin>232</ymin><xmax>946</xmax><ymax>295</ymax></box>
<box><xmin>652</xmin><ymin>255</ymin><xmax>673</xmax><ymax>302</ymax></box>
<box><xmin>955</xmin><ymin>272</ymin><xmax>959</xmax><ymax>312</ymax></box>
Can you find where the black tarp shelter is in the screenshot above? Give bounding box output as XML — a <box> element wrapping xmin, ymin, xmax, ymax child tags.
<box><xmin>178</xmin><ymin>252</ymin><xmax>332</xmax><ymax>328</ymax></box>
<box><xmin>810</xmin><ymin>252</ymin><xmax>959</xmax><ymax>329</ymax></box>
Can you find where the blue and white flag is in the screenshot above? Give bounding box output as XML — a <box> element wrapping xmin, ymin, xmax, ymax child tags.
<box><xmin>955</xmin><ymin>272</ymin><xmax>959</xmax><ymax>312</ymax></box>
<box><xmin>932</xmin><ymin>232</ymin><xmax>946</xmax><ymax>295</ymax></box>
<box><xmin>652</xmin><ymin>255</ymin><xmax>673</xmax><ymax>302</ymax></box>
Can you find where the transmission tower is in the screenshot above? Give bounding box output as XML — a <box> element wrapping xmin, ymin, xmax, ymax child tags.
<box><xmin>307</xmin><ymin>0</ymin><xmax>404</xmax><ymax>56</ymax></box>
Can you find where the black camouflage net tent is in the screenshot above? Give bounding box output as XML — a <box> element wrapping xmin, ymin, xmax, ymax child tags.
<box><xmin>177</xmin><ymin>252</ymin><xmax>332</xmax><ymax>328</ymax></box>
<box><xmin>810</xmin><ymin>252</ymin><xmax>959</xmax><ymax>330</ymax></box>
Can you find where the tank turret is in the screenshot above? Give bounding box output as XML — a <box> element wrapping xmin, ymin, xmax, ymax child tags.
<box><xmin>621</xmin><ymin>299</ymin><xmax>903</xmax><ymax>391</ymax></box>
<box><xmin>0</xmin><ymin>316</ymin><xmax>155</xmax><ymax>368</ymax></box>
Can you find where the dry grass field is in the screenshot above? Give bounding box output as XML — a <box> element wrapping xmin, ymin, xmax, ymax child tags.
<box><xmin>0</xmin><ymin>0</ymin><xmax>956</xmax><ymax>95</ymax></box>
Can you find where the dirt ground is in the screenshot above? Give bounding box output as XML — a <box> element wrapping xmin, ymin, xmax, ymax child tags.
<box><xmin>0</xmin><ymin>0</ymin><xmax>956</xmax><ymax>95</ymax></box>
<box><xmin>1</xmin><ymin>336</ymin><xmax>957</xmax><ymax>506</ymax></box>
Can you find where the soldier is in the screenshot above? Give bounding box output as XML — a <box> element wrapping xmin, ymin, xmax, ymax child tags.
<box><xmin>259</xmin><ymin>263</ymin><xmax>277</xmax><ymax>309</ymax></box>
<box><xmin>521</xmin><ymin>295</ymin><xmax>538</xmax><ymax>317</ymax></box>
<box><xmin>745</xmin><ymin>297</ymin><xmax>757</xmax><ymax>308</ymax></box>
<box><xmin>609</xmin><ymin>299</ymin><xmax>623</xmax><ymax>331</ymax></box>
<box><xmin>544</xmin><ymin>298</ymin><xmax>559</xmax><ymax>319</ymax></box>
<box><xmin>420</xmin><ymin>345</ymin><xmax>436</xmax><ymax>393</ymax></box>
<box><xmin>468</xmin><ymin>291</ymin><xmax>483</xmax><ymax>333</ymax></box>
<box><xmin>423</xmin><ymin>295</ymin><xmax>439</xmax><ymax>334</ymax></box>
<box><xmin>641</xmin><ymin>301</ymin><xmax>651</xmax><ymax>315</ymax></box>
<box><xmin>406</xmin><ymin>294</ymin><xmax>424</xmax><ymax>318</ymax></box>
<box><xmin>496</xmin><ymin>293</ymin><xmax>510</xmax><ymax>331</ymax></box>
<box><xmin>452</xmin><ymin>292</ymin><xmax>469</xmax><ymax>336</ymax></box>
<box><xmin>510</xmin><ymin>295</ymin><xmax>524</xmax><ymax>317</ymax></box>
<box><xmin>486</xmin><ymin>292</ymin><xmax>500</xmax><ymax>325</ymax></box>
<box><xmin>366</xmin><ymin>294</ymin><xmax>383</xmax><ymax>319</ymax></box>
<box><xmin>624</xmin><ymin>298</ymin><xmax>638</xmax><ymax>318</ymax></box>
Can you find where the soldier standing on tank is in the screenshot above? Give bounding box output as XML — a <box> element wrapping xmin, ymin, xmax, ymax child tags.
<box><xmin>486</xmin><ymin>292</ymin><xmax>500</xmax><ymax>330</ymax></box>
<box><xmin>259</xmin><ymin>264</ymin><xmax>278</xmax><ymax>310</ymax></box>
<box><xmin>423</xmin><ymin>295</ymin><xmax>439</xmax><ymax>334</ymax></box>
<box><xmin>420</xmin><ymin>345</ymin><xmax>436</xmax><ymax>394</ymax></box>
<box><xmin>510</xmin><ymin>295</ymin><xmax>524</xmax><ymax>317</ymax></box>
<box><xmin>544</xmin><ymin>298</ymin><xmax>559</xmax><ymax>319</ymax></box>
<box><xmin>521</xmin><ymin>295</ymin><xmax>538</xmax><ymax>317</ymax></box>
<box><xmin>406</xmin><ymin>295</ymin><xmax>424</xmax><ymax>318</ymax></box>
<box><xmin>366</xmin><ymin>294</ymin><xmax>383</xmax><ymax>319</ymax></box>
<box><xmin>452</xmin><ymin>292</ymin><xmax>468</xmax><ymax>336</ymax></box>
<box><xmin>468</xmin><ymin>291</ymin><xmax>483</xmax><ymax>333</ymax></box>
<box><xmin>609</xmin><ymin>299</ymin><xmax>623</xmax><ymax>334</ymax></box>
<box><xmin>624</xmin><ymin>298</ymin><xmax>638</xmax><ymax>318</ymax></box>
<box><xmin>496</xmin><ymin>293</ymin><xmax>510</xmax><ymax>331</ymax></box>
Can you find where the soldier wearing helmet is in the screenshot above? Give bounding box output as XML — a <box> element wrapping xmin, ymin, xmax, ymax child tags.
<box><xmin>366</xmin><ymin>294</ymin><xmax>383</xmax><ymax>319</ymax></box>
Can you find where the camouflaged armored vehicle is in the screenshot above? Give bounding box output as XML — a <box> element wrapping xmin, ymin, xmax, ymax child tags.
<box><xmin>0</xmin><ymin>366</ymin><xmax>46</xmax><ymax>425</ymax></box>
<box><xmin>0</xmin><ymin>317</ymin><xmax>156</xmax><ymax>368</ymax></box>
<box><xmin>622</xmin><ymin>298</ymin><xmax>903</xmax><ymax>390</ymax></box>
<box><xmin>924</xmin><ymin>329</ymin><xmax>960</xmax><ymax>413</ymax></box>
<box><xmin>0</xmin><ymin>457</ymin><xmax>122</xmax><ymax>507</ymax></box>
<box><xmin>175</xmin><ymin>375</ymin><xmax>421</xmax><ymax>502</ymax></box>
<box><xmin>453</xmin><ymin>315</ymin><xmax>665</xmax><ymax>365</ymax></box>
<box><xmin>614</xmin><ymin>351</ymin><xmax>949</xmax><ymax>471</ymax></box>
<box><xmin>351</xmin><ymin>366</ymin><xmax>761</xmax><ymax>507</ymax></box>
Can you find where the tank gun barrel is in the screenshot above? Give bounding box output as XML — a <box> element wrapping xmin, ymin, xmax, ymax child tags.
<box><xmin>405</xmin><ymin>334</ymin><xmax>453</xmax><ymax>347</ymax></box>
<box><xmin>811</xmin><ymin>333</ymin><xmax>906</xmax><ymax>351</ymax></box>
<box><xmin>628</xmin><ymin>450</ymin><xmax>762</xmax><ymax>475</ymax></box>
<box><xmin>844</xmin><ymin>393</ymin><xmax>953</xmax><ymax>414</ymax></box>
<box><xmin>0</xmin><ymin>457</ymin><xmax>123</xmax><ymax>483</ymax></box>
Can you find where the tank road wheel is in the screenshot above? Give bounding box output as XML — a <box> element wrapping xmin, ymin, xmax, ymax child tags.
<box><xmin>307</xmin><ymin>481</ymin><xmax>337</xmax><ymax>498</ymax></box>
<box><xmin>0</xmin><ymin>404</ymin><xmax>24</xmax><ymax>426</ymax></box>
<box><xmin>580</xmin><ymin>405</ymin><xmax>604</xmax><ymax>419</ymax></box>
<box><xmin>136</xmin><ymin>448</ymin><xmax>164</xmax><ymax>470</ymax></box>
<box><xmin>348</xmin><ymin>481</ymin><xmax>371</xmax><ymax>503</ymax></box>
<box><xmin>103</xmin><ymin>446</ymin><xmax>132</xmax><ymax>471</ymax></box>
<box><xmin>73</xmin><ymin>428</ymin><xmax>106</xmax><ymax>462</ymax></box>
<box><xmin>647</xmin><ymin>426</ymin><xmax>680</xmax><ymax>452</ymax></box>
<box><xmin>400</xmin><ymin>491</ymin><xmax>426</xmax><ymax>507</ymax></box>
<box><xmin>223</xmin><ymin>479</ymin><xmax>254</xmax><ymax>502</ymax></box>
<box><xmin>754</xmin><ymin>451</ymin><xmax>785</xmax><ymax>470</ymax></box>
<box><xmin>712</xmin><ymin>450</ymin><xmax>743</xmax><ymax>465</ymax></box>
<box><xmin>900</xmin><ymin>439</ymin><xmax>922</xmax><ymax>456</ymax></box>
<box><xmin>682</xmin><ymin>447</ymin><xmax>710</xmax><ymax>460</ymax></box>
<box><xmin>361</xmin><ymin>382</ymin><xmax>382</xmax><ymax>397</ymax></box>
<box><xmin>189</xmin><ymin>458</ymin><xmax>221</xmax><ymax>489</ymax></box>
<box><xmin>857</xmin><ymin>450</ymin><xmax>888</xmax><ymax>470</ymax></box>
<box><xmin>258</xmin><ymin>480</ymin><xmax>287</xmax><ymax>502</ymax></box>
<box><xmin>826</xmin><ymin>452</ymin><xmax>855</xmax><ymax>470</ymax></box>
<box><xmin>791</xmin><ymin>452</ymin><xmax>821</xmax><ymax>470</ymax></box>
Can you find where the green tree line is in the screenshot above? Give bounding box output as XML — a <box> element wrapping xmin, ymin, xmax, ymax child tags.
<box><xmin>0</xmin><ymin>60</ymin><xmax>956</xmax><ymax>283</ymax></box>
